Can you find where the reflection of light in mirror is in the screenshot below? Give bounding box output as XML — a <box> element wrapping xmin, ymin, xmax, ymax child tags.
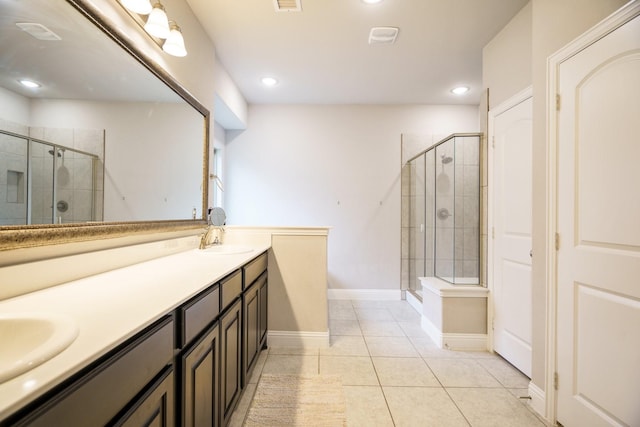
<box><xmin>19</xmin><ymin>79</ymin><xmax>40</xmax><ymax>88</ymax></box>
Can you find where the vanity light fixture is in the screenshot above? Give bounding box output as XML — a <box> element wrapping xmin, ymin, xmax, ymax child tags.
<box><xmin>261</xmin><ymin>77</ymin><xmax>278</xmax><ymax>87</ymax></box>
<box><xmin>162</xmin><ymin>21</ymin><xmax>187</xmax><ymax>57</ymax></box>
<box><xmin>19</xmin><ymin>79</ymin><xmax>41</xmax><ymax>89</ymax></box>
<box><xmin>144</xmin><ymin>2</ymin><xmax>170</xmax><ymax>39</ymax></box>
<box><xmin>362</xmin><ymin>0</ymin><xmax>384</xmax><ymax>4</ymax></box>
<box><xmin>451</xmin><ymin>86</ymin><xmax>470</xmax><ymax>95</ymax></box>
<box><xmin>119</xmin><ymin>0</ymin><xmax>152</xmax><ymax>15</ymax></box>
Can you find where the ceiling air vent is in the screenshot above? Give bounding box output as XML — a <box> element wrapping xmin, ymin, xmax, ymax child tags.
<box><xmin>368</xmin><ymin>27</ymin><xmax>399</xmax><ymax>45</ymax></box>
<box><xmin>16</xmin><ymin>23</ymin><xmax>61</xmax><ymax>41</ymax></box>
<box><xmin>274</xmin><ymin>0</ymin><xmax>302</xmax><ymax>12</ymax></box>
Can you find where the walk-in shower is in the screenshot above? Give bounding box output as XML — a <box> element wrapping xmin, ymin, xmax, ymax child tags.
<box><xmin>0</xmin><ymin>127</ymin><xmax>104</xmax><ymax>225</ymax></box>
<box><xmin>402</xmin><ymin>133</ymin><xmax>481</xmax><ymax>299</ymax></box>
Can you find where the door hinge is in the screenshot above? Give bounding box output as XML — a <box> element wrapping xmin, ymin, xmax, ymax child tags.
<box><xmin>492</xmin><ymin>136</ymin><xmax>495</xmax><ymax>149</ymax></box>
<box><xmin>555</xmin><ymin>232</ymin><xmax>560</xmax><ymax>250</ymax></box>
<box><xmin>492</xmin><ymin>227</ymin><xmax>495</xmax><ymax>239</ymax></box>
<box><xmin>491</xmin><ymin>317</ymin><xmax>495</xmax><ymax>330</ymax></box>
<box><xmin>554</xmin><ymin>372</ymin><xmax>559</xmax><ymax>390</ymax></box>
<box><xmin>556</xmin><ymin>94</ymin><xmax>561</xmax><ymax>111</ymax></box>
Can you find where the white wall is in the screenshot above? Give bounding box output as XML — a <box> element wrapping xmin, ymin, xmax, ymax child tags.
<box><xmin>0</xmin><ymin>87</ymin><xmax>29</xmax><ymax>125</ymax></box>
<box><xmin>483</xmin><ymin>2</ymin><xmax>532</xmax><ymax>108</ymax></box>
<box><xmin>225</xmin><ymin>104</ymin><xmax>478</xmax><ymax>291</ymax></box>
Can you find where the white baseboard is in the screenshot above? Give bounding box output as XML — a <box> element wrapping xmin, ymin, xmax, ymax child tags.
<box><xmin>421</xmin><ymin>316</ymin><xmax>444</xmax><ymax>347</ymax></box>
<box><xmin>528</xmin><ymin>382</ymin><xmax>546</xmax><ymax>420</ymax></box>
<box><xmin>267</xmin><ymin>330</ymin><xmax>330</xmax><ymax>348</ymax></box>
<box><xmin>405</xmin><ymin>291</ymin><xmax>422</xmax><ymax>314</ymax></box>
<box><xmin>421</xmin><ymin>316</ymin><xmax>487</xmax><ymax>351</ymax></box>
<box><xmin>327</xmin><ymin>289</ymin><xmax>402</xmax><ymax>300</ymax></box>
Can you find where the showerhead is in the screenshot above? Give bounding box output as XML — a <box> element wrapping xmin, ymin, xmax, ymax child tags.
<box><xmin>48</xmin><ymin>148</ymin><xmax>65</xmax><ymax>158</ymax></box>
<box><xmin>441</xmin><ymin>154</ymin><xmax>453</xmax><ymax>164</ymax></box>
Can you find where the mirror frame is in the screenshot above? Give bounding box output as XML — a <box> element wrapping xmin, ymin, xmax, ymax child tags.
<box><xmin>0</xmin><ymin>0</ymin><xmax>210</xmax><ymax>252</ymax></box>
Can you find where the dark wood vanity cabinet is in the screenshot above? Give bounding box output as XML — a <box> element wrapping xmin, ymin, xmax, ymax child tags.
<box><xmin>219</xmin><ymin>299</ymin><xmax>242</xmax><ymax>427</ymax></box>
<box><xmin>180</xmin><ymin>323</ymin><xmax>220</xmax><ymax>427</ymax></box>
<box><xmin>2</xmin><ymin>251</ymin><xmax>268</xmax><ymax>427</ymax></box>
<box><xmin>6</xmin><ymin>316</ymin><xmax>175</xmax><ymax>427</ymax></box>
<box><xmin>177</xmin><ymin>284</ymin><xmax>221</xmax><ymax>427</ymax></box>
<box><xmin>243</xmin><ymin>272</ymin><xmax>268</xmax><ymax>384</ymax></box>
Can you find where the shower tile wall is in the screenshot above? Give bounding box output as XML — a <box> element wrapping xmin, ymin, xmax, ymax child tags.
<box><xmin>455</xmin><ymin>136</ymin><xmax>479</xmax><ymax>279</ymax></box>
<box><xmin>0</xmin><ymin>120</ymin><xmax>28</xmax><ymax>225</ymax></box>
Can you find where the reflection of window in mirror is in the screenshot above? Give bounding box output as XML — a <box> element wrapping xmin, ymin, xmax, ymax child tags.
<box><xmin>212</xmin><ymin>148</ymin><xmax>224</xmax><ymax>208</ymax></box>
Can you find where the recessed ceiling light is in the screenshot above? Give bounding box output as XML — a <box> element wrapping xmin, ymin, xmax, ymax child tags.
<box><xmin>451</xmin><ymin>86</ymin><xmax>469</xmax><ymax>95</ymax></box>
<box><xmin>362</xmin><ymin>0</ymin><xmax>383</xmax><ymax>4</ymax></box>
<box><xmin>19</xmin><ymin>79</ymin><xmax>41</xmax><ymax>89</ymax></box>
<box><xmin>261</xmin><ymin>77</ymin><xmax>278</xmax><ymax>87</ymax></box>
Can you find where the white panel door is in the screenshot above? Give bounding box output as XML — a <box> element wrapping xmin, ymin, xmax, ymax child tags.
<box><xmin>556</xmin><ymin>11</ymin><xmax>640</xmax><ymax>427</ymax></box>
<box><xmin>491</xmin><ymin>94</ymin><xmax>533</xmax><ymax>377</ymax></box>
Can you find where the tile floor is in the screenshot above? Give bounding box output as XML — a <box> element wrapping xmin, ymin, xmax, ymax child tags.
<box><xmin>229</xmin><ymin>299</ymin><xmax>549</xmax><ymax>426</ymax></box>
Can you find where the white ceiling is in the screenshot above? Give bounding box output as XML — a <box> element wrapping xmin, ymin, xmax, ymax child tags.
<box><xmin>0</xmin><ymin>0</ymin><xmax>180</xmax><ymax>103</ymax></box>
<box><xmin>187</xmin><ymin>0</ymin><xmax>528</xmax><ymax>105</ymax></box>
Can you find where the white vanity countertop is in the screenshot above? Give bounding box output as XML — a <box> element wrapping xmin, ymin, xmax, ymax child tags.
<box><xmin>0</xmin><ymin>243</ymin><xmax>271</xmax><ymax>420</ymax></box>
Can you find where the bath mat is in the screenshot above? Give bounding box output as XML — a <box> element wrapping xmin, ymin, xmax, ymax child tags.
<box><xmin>244</xmin><ymin>374</ymin><xmax>346</xmax><ymax>426</ymax></box>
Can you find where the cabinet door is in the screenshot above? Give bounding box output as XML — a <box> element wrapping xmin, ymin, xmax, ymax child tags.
<box><xmin>114</xmin><ymin>368</ymin><xmax>175</xmax><ymax>427</ymax></box>
<box><xmin>243</xmin><ymin>282</ymin><xmax>260</xmax><ymax>385</ymax></box>
<box><xmin>258</xmin><ymin>274</ymin><xmax>268</xmax><ymax>350</ymax></box>
<box><xmin>181</xmin><ymin>323</ymin><xmax>219</xmax><ymax>427</ymax></box>
<box><xmin>220</xmin><ymin>299</ymin><xmax>242</xmax><ymax>427</ymax></box>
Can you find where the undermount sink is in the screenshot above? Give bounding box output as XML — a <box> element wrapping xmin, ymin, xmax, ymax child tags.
<box><xmin>0</xmin><ymin>313</ymin><xmax>79</xmax><ymax>383</ymax></box>
<box><xmin>198</xmin><ymin>245</ymin><xmax>254</xmax><ymax>255</ymax></box>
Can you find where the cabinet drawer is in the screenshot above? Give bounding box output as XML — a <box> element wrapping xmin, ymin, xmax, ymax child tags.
<box><xmin>180</xmin><ymin>284</ymin><xmax>220</xmax><ymax>348</ymax></box>
<box><xmin>220</xmin><ymin>270</ymin><xmax>242</xmax><ymax>312</ymax></box>
<box><xmin>243</xmin><ymin>252</ymin><xmax>267</xmax><ymax>289</ymax></box>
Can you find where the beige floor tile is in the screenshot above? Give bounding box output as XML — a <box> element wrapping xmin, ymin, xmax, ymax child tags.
<box><xmin>359</xmin><ymin>320</ymin><xmax>405</xmax><ymax>337</ymax></box>
<box><xmin>388</xmin><ymin>305</ymin><xmax>422</xmax><ymax>322</ymax></box>
<box><xmin>330</xmin><ymin>319</ymin><xmax>362</xmax><ymax>336</ymax></box>
<box><xmin>261</xmin><ymin>355</ymin><xmax>319</xmax><ymax>375</ymax></box>
<box><xmin>320</xmin><ymin>335</ymin><xmax>370</xmax><ymax>356</ymax></box>
<box><xmin>329</xmin><ymin>300</ymin><xmax>354</xmax><ymax>309</ymax></box>
<box><xmin>267</xmin><ymin>346</ymin><xmax>320</xmax><ymax>356</ymax></box>
<box><xmin>397</xmin><ymin>321</ymin><xmax>429</xmax><ymax>337</ymax></box>
<box><xmin>409</xmin><ymin>336</ymin><xmax>472</xmax><ymax>358</ymax></box>
<box><xmin>319</xmin><ymin>356</ymin><xmax>379</xmax><ymax>385</ymax></box>
<box><xmin>447</xmin><ymin>388</ymin><xmax>546</xmax><ymax>426</ymax></box>
<box><xmin>329</xmin><ymin>301</ymin><xmax>357</xmax><ymax>320</ymax></box>
<box><xmin>354</xmin><ymin>307</ymin><xmax>395</xmax><ymax>321</ymax></box>
<box><xmin>365</xmin><ymin>336</ymin><xmax>419</xmax><ymax>357</ymax></box>
<box><xmin>343</xmin><ymin>385</ymin><xmax>394</xmax><ymax>427</ymax></box>
<box><xmin>425</xmin><ymin>358</ymin><xmax>501</xmax><ymax>387</ymax></box>
<box><xmin>351</xmin><ymin>300</ymin><xmax>392</xmax><ymax>308</ymax></box>
<box><xmin>372</xmin><ymin>357</ymin><xmax>440</xmax><ymax>387</ymax></box>
<box><xmin>227</xmin><ymin>382</ymin><xmax>256</xmax><ymax>427</ymax></box>
<box><xmin>383</xmin><ymin>386</ymin><xmax>469</xmax><ymax>426</ymax></box>
<box><xmin>477</xmin><ymin>357</ymin><xmax>531</xmax><ymax>388</ymax></box>
<box><xmin>248</xmin><ymin>350</ymin><xmax>269</xmax><ymax>384</ymax></box>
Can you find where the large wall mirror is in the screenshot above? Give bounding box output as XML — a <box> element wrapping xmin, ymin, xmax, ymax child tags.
<box><xmin>0</xmin><ymin>0</ymin><xmax>209</xmax><ymax>250</ymax></box>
